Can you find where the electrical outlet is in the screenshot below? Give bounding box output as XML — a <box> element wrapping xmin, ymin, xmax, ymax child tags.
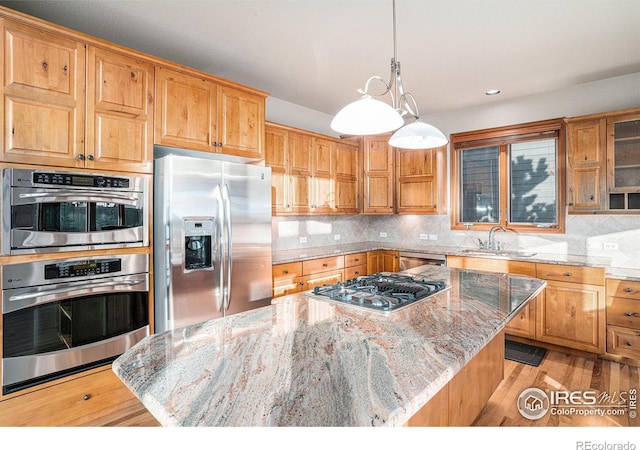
<box><xmin>429</xmin><ymin>234</ymin><xmax>438</xmax><ymax>241</ymax></box>
<box><xmin>299</xmin><ymin>237</ymin><xmax>307</xmax><ymax>244</ymax></box>
<box><xmin>420</xmin><ymin>234</ymin><xmax>429</xmax><ymax>240</ymax></box>
<box><xmin>380</xmin><ymin>232</ymin><xmax>387</xmax><ymax>238</ymax></box>
<box><xmin>334</xmin><ymin>234</ymin><xmax>341</xmax><ymax>241</ymax></box>
<box><xmin>586</xmin><ymin>241</ymin><xmax>602</xmax><ymax>250</ymax></box>
<box><xmin>604</xmin><ymin>242</ymin><xmax>619</xmax><ymax>250</ymax></box>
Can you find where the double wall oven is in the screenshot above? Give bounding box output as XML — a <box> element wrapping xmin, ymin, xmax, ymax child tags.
<box><xmin>1</xmin><ymin>168</ymin><xmax>151</xmax><ymax>394</ymax></box>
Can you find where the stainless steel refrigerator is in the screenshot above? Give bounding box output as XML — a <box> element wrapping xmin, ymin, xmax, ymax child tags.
<box><xmin>154</xmin><ymin>152</ymin><xmax>273</xmax><ymax>333</ymax></box>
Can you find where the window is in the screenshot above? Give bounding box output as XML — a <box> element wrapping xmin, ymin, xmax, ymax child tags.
<box><xmin>450</xmin><ymin>119</ymin><xmax>565</xmax><ymax>233</ymax></box>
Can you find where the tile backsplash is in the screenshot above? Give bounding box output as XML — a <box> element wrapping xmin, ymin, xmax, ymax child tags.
<box><xmin>272</xmin><ymin>214</ymin><xmax>640</xmax><ymax>269</ymax></box>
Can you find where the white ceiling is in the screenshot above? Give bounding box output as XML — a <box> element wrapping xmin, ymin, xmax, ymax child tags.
<box><xmin>2</xmin><ymin>0</ymin><xmax>640</xmax><ymax>118</ymax></box>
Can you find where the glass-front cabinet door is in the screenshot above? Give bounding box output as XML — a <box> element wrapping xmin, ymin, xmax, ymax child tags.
<box><xmin>607</xmin><ymin>113</ymin><xmax>640</xmax><ymax>211</ymax></box>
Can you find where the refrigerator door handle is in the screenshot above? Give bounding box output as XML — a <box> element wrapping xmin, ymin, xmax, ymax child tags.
<box><xmin>214</xmin><ymin>184</ymin><xmax>225</xmax><ymax>313</ymax></box>
<box><xmin>222</xmin><ymin>183</ymin><xmax>232</xmax><ymax>312</ymax></box>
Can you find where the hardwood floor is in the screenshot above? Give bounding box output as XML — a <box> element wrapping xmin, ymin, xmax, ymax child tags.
<box><xmin>473</xmin><ymin>349</ymin><xmax>640</xmax><ymax>427</ymax></box>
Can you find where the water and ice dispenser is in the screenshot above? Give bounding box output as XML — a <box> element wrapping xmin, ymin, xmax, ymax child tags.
<box><xmin>184</xmin><ymin>218</ymin><xmax>214</xmax><ymax>271</ymax></box>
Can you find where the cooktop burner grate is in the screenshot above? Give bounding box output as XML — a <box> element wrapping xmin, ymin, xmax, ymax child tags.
<box><xmin>307</xmin><ymin>273</ymin><xmax>448</xmax><ymax>313</ymax></box>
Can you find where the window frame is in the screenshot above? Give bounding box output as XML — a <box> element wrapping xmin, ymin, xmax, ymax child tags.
<box><xmin>449</xmin><ymin>118</ymin><xmax>566</xmax><ymax>234</ymax></box>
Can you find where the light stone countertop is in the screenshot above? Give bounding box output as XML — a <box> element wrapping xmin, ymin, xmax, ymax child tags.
<box><xmin>112</xmin><ymin>265</ymin><xmax>546</xmax><ymax>427</ymax></box>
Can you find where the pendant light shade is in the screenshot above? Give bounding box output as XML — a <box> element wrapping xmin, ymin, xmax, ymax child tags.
<box><xmin>389</xmin><ymin>119</ymin><xmax>449</xmax><ymax>149</ymax></box>
<box><xmin>330</xmin><ymin>0</ymin><xmax>447</xmax><ymax>149</ymax></box>
<box><xmin>330</xmin><ymin>95</ymin><xmax>404</xmax><ymax>135</ymax></box>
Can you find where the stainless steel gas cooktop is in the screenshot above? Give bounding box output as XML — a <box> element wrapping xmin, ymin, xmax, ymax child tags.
<box><xmin>305</xmin><ymin>273</ymin><xmax>449</xmax><ymax>314</ymax></box>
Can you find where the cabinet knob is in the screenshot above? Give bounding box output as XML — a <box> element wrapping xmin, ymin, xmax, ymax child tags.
<box><xmin>354</xmin><ymin>258</ymin><xmax>359</xmax><ymax>262</ymax></box>
<box><xmin>87</xmin><ymin>155</ymin><xmax>94</xmax><ymax>161</ymax></box>
<box><xmin>389</xmin><ymin>206</ymin><xmax>393</xmax><ymax>209</ymax></box>
<box><xmin>564</xmin><ymin>272</ymin><xmax>572</xmax><ymax>277</ymax></box>
<box><xmin>624</xmin><ymin>312</ymin><xmax>639</xmax><ymax>317</ymax></box>
<box><xmin>626</xmin><ymin>342</ymin><xmax>633</xmax><ymax>347</ymax></box>
<box><xmin>322</xmin><ymin>263</ymin><xmax>328</xmax><ymax>267</ymax></box>
<box><xmin>283</xmin><ymin>270</ymin><xmax>289</xmax><ymax>274</ymax></box>
<box><xmin>83</xmin><ymin>394</ymin><xmax>91</xmax><ymax>401</ymax></box>
<box><xmin>354</xmin><ymin>271</ymin><xmax>360</xmax><ymax>275</ymax></box>
<box><xmin>78</xmin><ymin>154</ymin><xmax>85</xmax><ymax>160</ymax></box>
<box><xmin>625</xmin><ymin>288</ymin><xmax>633</xmax><ymax>293</ymax></box>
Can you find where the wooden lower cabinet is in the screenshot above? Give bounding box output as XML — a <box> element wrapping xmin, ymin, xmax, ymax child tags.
<box><xmin>407</xmin><ymin>331</ymin><xmax>504</xmax><ymax>426</ymax></box>
<box><xmin>535</xmin><ymin>264</ymin><xmax>605</xmax><ymax>354</ymax></box>
<box><xmin>0</xmin><ymin>367</ymin><xmax>157</xmax><ymax>426</ymax></box>
<box><xmin>536</xmin><ymin>280</ymin><xmax>605</xmax><ymax>354</ymax></box>
<box><xmin>605</xmin><ymin>278</ymin><xmax>640</xmax><ymax>364</ymax></box>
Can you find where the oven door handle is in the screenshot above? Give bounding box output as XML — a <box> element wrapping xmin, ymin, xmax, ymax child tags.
<box><xmin>5</xmin><ymin>278</ymin><xmax>147</xmax><ymax>310</ymax></box>
<box><xmin>17</xmin><ymin>191</ymin><xmax>141</xmax><ymax>202</ymax></box>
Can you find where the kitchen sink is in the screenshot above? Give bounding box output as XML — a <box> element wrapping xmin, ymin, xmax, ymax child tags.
<box><xmin>459</xmin><ymin>248</ymin><xmax>537</xmax><ymax>258</ymax></box>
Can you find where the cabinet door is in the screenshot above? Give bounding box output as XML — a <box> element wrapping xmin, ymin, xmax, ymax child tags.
<box><xmin>363</xmin><ymin>136</ymin><xmax>395</xmax><ymax>214</ymax></box>
<box><xmin>566</xmin><ymin>119</ymin><xmax>606</xmax><ymax>212</ymax></box>
<box><xmin>383</xmin><ymin>250</ymin><xmax>399</xmax><ymax>272</ymax></box>
<box><xmin>367</xmin><ymin>250</ymin><xmax>383</xmax><ymax>274</ymax></box>
<box><xmin>311</xmin><ymin>137</ymin><xmax>335</xmax><ymax>213</ymax></box>
<box><xmin>217</xmin><ymin>85</ymin><xmax>264</xmax><ymax>159</ymax></box>
<box><xmin>606</xmin><ymin>112</ymin><xmax>640</xmax><ymax>211</ymax></box>
<box><xmin>399</xmin><ymin>146</ymin><xmax>448</xmax><ymax>214</ymax></box>
<box><xmin>265</xmin><ymin>124</ymin><xmax>289</xmax><ymax>214</ymax></box>
<box><xmin>86</xmin><ymin>47</ymin><xmax>153</xmax><ymax>173</ymax></box>
<box><xmin>505</xmin><ymin>294</ymin><xmax>538</xmax><ymax>338</ymax></box>
<box><xmin>334</xmin><ymin>141</ymin><xmax>360</xmax><ymax>214</ymax></box>
<box><xmin>287</xmin><ymin>131</ymin><xmax>313</xmax><ymax>214</ymax></box>
<box><xmin>1</xmin><ymin>20</ymin><xmax>85</xmax><ymax>167</ymax></box>
<box><xmin>154</xmin><ymin>66</ymin><xmax>217</xmax><ymax>151</ymax></box>
<box><xmin>536</xmin><ymin>280</ymin><xmax>605</xmax><ymax>353</ymax></box>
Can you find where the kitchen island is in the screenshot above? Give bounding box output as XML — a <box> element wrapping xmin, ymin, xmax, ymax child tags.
<box><xmin>112</xmin><ymin>265</ymin><xmax>546</xmax><ymax>426</ymax></box>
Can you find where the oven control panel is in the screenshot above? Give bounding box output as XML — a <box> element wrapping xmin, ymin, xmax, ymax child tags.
<box><xmin>44</xmin><ymin>259</ymin><xmax>122</xmax><ymax>280</ymax></box>
<box><xmin>32</xmin><ymin>172</ymin><xmax>130</xmax><ymax>188</ymax></box>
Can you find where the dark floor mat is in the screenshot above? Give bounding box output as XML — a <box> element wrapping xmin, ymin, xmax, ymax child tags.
<box><xmin>505</xmin><ymin>340</ymin><xmax>547</xmax><ymax>367</ymax></box>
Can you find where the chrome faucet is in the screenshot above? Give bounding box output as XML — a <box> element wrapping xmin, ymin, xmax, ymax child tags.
<box><xmin>488</xmin><ymin>225</ymin><xmax>508</xmax><ymax>250</ymax></box>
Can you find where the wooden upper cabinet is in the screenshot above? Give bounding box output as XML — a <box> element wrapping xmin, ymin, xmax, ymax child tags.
<box><xmin>287</xmin><ymin>131</ymin><xmax>313</xmax><ymax>214</ymax></box>
<box><xmin>155</xmin><ymin>66</ymin><xmax>265</xmax><ymax>159</ymax></box>
<box><xmin>265</xmin><ymin>124</ymin><xmax>288</xmax><ymax>214</ymax></box>
<box><xmin>265</xmin><ymin>122</ymin><xmax>361</xmax><ymax>216</ymax></box>
<box><xmin>217</xmin><ymin>85</ymin><xmax>264</xmax><ymax>159</ymax></box>
<box><xmin>395</xmin><ymin>146</ymin><xmax>447</xmax><ymax>214</ymax></box>
<box><xmin>334</xmin><ymin>141</ymin><xmax>360</xmax><ymax>214</ymax></box>
<box><xmin>154</xmin><ymin>66</ymin><xmax>217</xmax><ymax>151</ymax></box>
<box><xmin>86</xmin><ymin>47</ymin><xmax>153</xmax><ymax>173</ymax></box>
<box><xmin>362</xmin><ymin>135</ymin><xmax>395</xmax><ymax>214</ymax></box>
<box><xmin>566</xmin><ymin>118</ymin><xmax>606</xmax><ymax>212</ymax></box>
<box><xmin>1</xmin><ymin>19</ymin><xmax>85</xmax><ymax>167</ymax></box>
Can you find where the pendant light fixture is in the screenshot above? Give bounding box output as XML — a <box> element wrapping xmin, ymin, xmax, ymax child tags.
<box><xmin>330</xmin><ymin>0</ymin><xmax>448</xmax><ymax>149</ymax></box>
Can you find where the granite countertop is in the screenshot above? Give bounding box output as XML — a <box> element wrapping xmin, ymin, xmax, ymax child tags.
<box><xmin>112</xmin><ymin>265</ymin><xmax>546</xmax><ymax>427</ymax></box>
<box><xmin>272</xmin><ymin>241</ymin><xmax>640</xmax><ymax>281</ymax></box>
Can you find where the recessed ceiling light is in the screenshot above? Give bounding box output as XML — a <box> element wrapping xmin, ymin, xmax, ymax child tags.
<box><xmin>485</xmin><ymin>89</ymin><xmax>501</xmax><ymax>96</ymax></box>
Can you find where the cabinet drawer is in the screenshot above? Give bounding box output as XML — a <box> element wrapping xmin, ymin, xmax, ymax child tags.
<box><xmin>273</xmin><ymin>277</ymin><xmax>303</xmax><ymax>298</ymax></box>
<box><xmin>607</xmin><ymin>326</ymin><xmax>640</xmax><ymax>360</ymax></box>
<box><xmin>345</xmin><ymin>252</ymin><xmax>367</xmax><ymax>268</ymax></box>
<box><xmin>344</xmin><ymin>264</ymin><xmax>367</xmax><ymax>280</ymax></box>
<box><xmin>0</xmin><ymin>367</ymin><xmax>135</xmax><ymax>426</ymax></box>
<box><xmin>302</xmin><ymin>256</ymin><xmax>344</xmax><ymax>275</ymax></box>
<box><xmin>300</xmin><ymin>270</ymin><xmax>343</xmax><ymax>291</ymax></box>
<box><xmin>273</xmin><ymin>262</ymin><xmax>303</xmax><ymax>281</ymax></box>
<box><xmin>606</xmin><ymin>279</ymin><xmax>640</xmax><ymax>300</ymax></box>
<box><xmin>606</xmin><ymin>297</ymin><xmax>640</xmax><ymax>329</ymax></box>
<box><xmin>536</xmin><ymin>263</ymin><xmax>604</xmax><ymax>286</ymax></box>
